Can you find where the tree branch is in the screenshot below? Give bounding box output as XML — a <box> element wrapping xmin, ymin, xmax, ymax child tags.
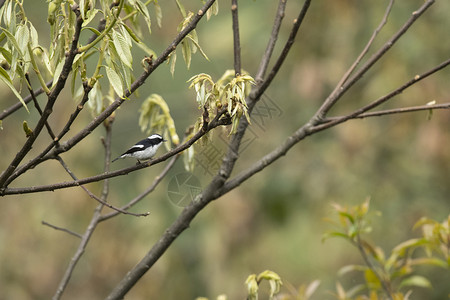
<box><xmin>313</xmin><ymin>0</ymin><xmax>436</xmax><ymax>122</ymax></box>
<box><xmin>250</xmin><ymin>0</ymin><xmax>311</xmax><ymax>104</ymax></box>
<box><xmin>99</xmin><ymin>154</ymin><xmax>178</xmax><ymax>222</ymax></box>
<box><xmin>0</xmin><ymin>80</ymin><xmax>52</xmax><ymax>121</ymax></box>
<box><xmin>105</xmin><ymin>3</ymin><xmax>313</xmax><ymax>297</ymax></box>
<box><xmin>312</xmin><ymin>57</ymin><xmax>450</xmax><ymax>132</ymax></box>
<box><xmin>41</xmin><ymin>221</ymin><xmax>82</xmax><ymax>239</ymax></box>
<box><xmin>231</xmin><ymin>0</ymin><xmax>241</xmax><ymax>75</ymax></box>
<box><xmin>254</xmin><ymin>0</ymin><xmax>287</xmax><ymax>83</ymax></box>
<box><xmin>322</xmin><ymin>0</ymin><xmax>394</xmax><ymax>111</ymax></box>
<box><xmin>3</xmin><ymin>82</ymin><xmax>93</xmax><ymax>187</ymax></box>
<box><xmin>0</xmin><ymin>110</ymin><xmax>229</xmax><ymax>195</ymax></box>
<box><xmin>53</xmin><ymin>117</ymin><xmax>114</xmax><ymax>300</ymax></box>
<box><xmin>324</xmin><ymin>102</ymin><xmax>450</xmax><ymax>121</ymax></box>
<box><xmin>0</xmin><ymin>4</ymin><xmax>83</xmax><ymax>188</ymax></box>
<box><xmin>2</xmin><ymin>0</ymin><xmax>218</xmax><ymax>189</ymax></box>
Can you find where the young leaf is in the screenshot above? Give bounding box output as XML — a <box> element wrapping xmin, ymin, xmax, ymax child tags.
<box><xmin>112</xmin><ymin>30</ymin><xmax>133</xmax><ymax>69</ymax></box>
<box><xmin>181</xmin><ymin>40</ymin><xmax>191</xmax><ymax>69</ymax></box>
<box><xmin>399</xmin><ymin>275</ymin><xmax>432</xmax><ymax>289</ymax></box>
<box><xmin>153</xmin><ymin>1</ymin><xmax>162</xmax><ymax>28</ymax></box>
<box><xmin>1</xmin><ymin>26</ymin><xmax>24</xmax><ymax>57</ymax></box>
<box><xmin>0</xmin><ymin>65</ymin><xmax>28</xmax><ymax>112</ymax></box>
<box><xmin>135</xmin><ymin>0</ymin><xmax>152</xmax><ymax>34</ymax></box>
<box><xmin>105</xmin><ymin>66</ymin><xmax>124</xmax><ymax>97</ymax></box>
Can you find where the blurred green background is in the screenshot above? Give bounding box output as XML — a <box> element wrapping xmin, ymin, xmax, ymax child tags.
<box><xmin>0</xmin><ymin>0</ymin><xmax>449</xmax><ymax>299</ymax></box>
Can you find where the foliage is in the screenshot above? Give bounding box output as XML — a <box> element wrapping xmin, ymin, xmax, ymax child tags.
<box><xmin>198</xmin><ymin>204</ymin><xmax>448</xmax><ymax>300</ymax></box>
<box><xmin>0</xmin><ymin>0</ymin><xmax>449</xmax><ymax>299</ymax></box>
<box><xmin>324</xmin><ymin>201</ymin><xmax>449</xmax><ymax>300</ymax></box>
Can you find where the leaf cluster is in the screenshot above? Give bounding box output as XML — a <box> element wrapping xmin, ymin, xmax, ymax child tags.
<box><xmin>324</xmin><ymin>201</ymin><xmax>449</xmax><ymax>300</ymax></box>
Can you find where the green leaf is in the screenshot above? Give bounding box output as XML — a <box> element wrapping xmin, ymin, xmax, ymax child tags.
<box><xmin>15</xmin><ymin>23</ymin><xmax>29</xmax><ymax>55</ymax></box>
<box><xmin>153</xmin><ymin>1</ymin><xmax>162</xmax><ymax>27</ymax></box>
<box><xmin>206</xmin><ymin>1</ymin><xmax>219</xmax><ymax>20</ymax></box>
<box><xmin>337</xmin><ymin>264</ymin><xmax>367</xmax><ymax>276</ymax></box>
<box><xmin>23</xmin><ymin>120</ymin><xmax>33</xmax><ymax>137</ymax></box>
<box><xmin>322</xmin><ymin>231</ymin><xmax>349</xmax><ymax>242</ymax></box>
<box><xmin>181</xmin><ymin>40</ymin><xmax>191</xmax><ymax>69</ymax></box>
<box><xmin>105</xmin><ymin>66</ymin><xmax>124</xmax><ymax>97</ymax></box>
<box><xmin>82</xmin><ymin>8</ymin><xmax>99</xmax><ymax>27</ymax></box>
<box><xmin>364</xmin><ymin>269</ymin><xmax>381</xmax><ymax>289</ymax></box>
<box><xmin>51</xmin><ymin>59</ymin><xmax>64</xmax><ymax>89</ymax></box>
<box><xmin>399</xmin><ymin>275</ymin><xmax>432</xmax><ymax>289</ymax></box>
<box><xmin>29</xmin><ymin>22</ymin><xmax>39</xmax><ymax>49</ymax></box>
<box><xmin>0</xmin><ymin>65</ymin><xmax>28</xmax><ymax>112</ymax></box>
<box><xmin>80</xmin><ymin>0</ymin><xmax>87</xmax><ymax>20</ymax></box>
<box><xmin>169</xmin><ymin>52</ymin><xmax>176</xmax><ymax>77</ymax></box>
<box><xmin>0</xmin><ymin>47</ymin><xmax>12</xmax><ymax>64</ymax></box>
<box><xmin>3</xmin><ymin>0</ymin><xmax>13</xmax><ymax>27</ymax></box>
<box><xmin>175</xmin><ymin>0</ymin><xmax>186</xmax><ymax>18</ymax></box>
<box><xmin>135</xmin><ymin>0</ymin><xmax>151</xmax><ymax>33</ymax></box>
<box><xmin>1</xmin><ymin>26</ymin><xmax>24</xmax><ymax>57</ymax></box>
<box><xmin>112</xmin><ymin>30</ymin><xmax>133</xmax><ymax>69</ymax></box>
<box><xmin>245</xmin><ymin>274</ymin><xmax>258</xmax><ymax>300</ymax></box>
<box><xmin>187</xmin><ymin>34</ymin><xmax>209</xmax><ymax>60</ymax></box>
<box><xmin>88</xmin><ymin>81</ymin><xmax>103</xmax><ymax>115</ymax></box>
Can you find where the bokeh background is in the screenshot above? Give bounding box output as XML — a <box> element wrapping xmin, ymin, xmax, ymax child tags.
<box><xmin>0</xmin><ymin>0</ymin><xmax>449</xmax><ymax>299</ymax></box>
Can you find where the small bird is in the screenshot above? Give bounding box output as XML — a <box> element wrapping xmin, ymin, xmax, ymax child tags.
<box><xmin>112</xmin><ymin>134</ymin><xmax>166</xmax><ymax>163</ymax></box>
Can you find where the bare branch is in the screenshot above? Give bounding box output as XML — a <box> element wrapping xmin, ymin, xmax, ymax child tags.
<box><xmin>221</xmin><ymin>57</ymin><xmax>450</xmax><ymax>194</ymax></box>
<box><xmin>324</xmin><ymin>103</ymin><xmax>450</xmax><ymax>121</ymax></box>
<box><xmin>312</xmin><ymin>57</ymin><xmax>450</xmax><ymax>132</ymax></box>
<box><xmin>25</xmin><ymin>74</ymin><xmax>58</xmax><ymax>141</ymax></box>
<box><xmin>254</xmin><ymin>0</ymin><xmax>287</xmax><ymax>83</ymax></box>
<box><xmin>53</xmin><ymin>117</ymin><xmax>114</xmax><ymax>300</ymax></box>
<box><xmin>56</xmin><ymin>156</ymin><xmax>149</xmax><ymax>217</ymax></box>
<box><xmin>231</xmin><ymin>0</ymin><xmax>241</xmax><ymax>75</ymax></box>
<box><xmin>105</xmin><ymin>4</ymin><xmax>313</xmax><ymax>297</ymax></box>
<box><xmin>99</xmin><ymin>155</ymin><xmax>178</xmax><ymax>222</ymax></box>
<box><xmin>41</xmin><ymin>221</ymin><xmax>82</xmax><ymax>239</ymax></box>
<box><xmin>0</xmin><ymin>80</ymin><xmax>52</xmax><ymax>121</ymax></box>
<box><xmin>250</xmin><ymin>0</ymin><xmax>312</xmax><ymax>104</ymax></box>
<box><xmin>326</xmin><ymin>0</ymin><xmax>394</xmax><ymax>106</ymax></box>
<box><xmin>0</xmin><ymin>110</ymin><xmax>229</xmax><ymax>195</ymax></box>
<box><xmin>313</xmin><ymin>0</ymin><xmax>436</xmax><ymax>121</ymax></box>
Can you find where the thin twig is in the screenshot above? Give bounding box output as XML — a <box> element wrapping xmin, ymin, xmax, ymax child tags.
<box><xmin>313</xmin><ymin>0</ymin><xmax>435</xmax><ymax>122</ymax></box>
<box><xmin>99</xmin><ymin>155</ymin><xmax>178</xmax><ymax>222</ymax></box>
<box><xmin>41</xmin><ymin>221</ymin><xmax>82</xmax><ymax>239</ymax></box>
<box><xmin>53</xmin><ymin>117</ymin><xmax>114</xmax><ymax>300</ymax></box>
<box><xmin>325</xmin><ymin>0</ymin><xmax>394</xmax><ymax>107</ymax></box>
<box><xmin>56</xmin><ymin>156</ymin><xmax>149</xmax><ymax>217</ymax></box>
<box><xmin>0</xmin><ymin>5</ymin><xmax>83</xmax><ymax>188</ymax></box>
<box><xmin>25</xmin><ymin>74</ymin><xmax>58</xmax><ymax>141</ymax></box>
<box><xmin>312</xmin><ymin>57</ymin><xmax>450</xmax><ymax>132</ymax></box>
<box><xmin>3</xmin><ymin>82</ymin><xmax>93</xmax><ymax>187</ymax></box>
<box><xmin>2</xmin><ymin>0</ymin><xmax>218</xmax><ymax>190</ymax></box>
<box><xmin>231</xmin><ymin>0</ymin><xmax>241</xmax><ymax>75</ymax></box>
<box><xmin>215</xmin><ymin>0</ymin><xmax>312</xmax><ymax>185</ymax></box>
<box><xmin>250</xmin><ymin>0</ymin><xmax>312</xmax><ymax>104</ymax></box>
<box><xmin>1</xmin><ymin>109</ymin><xmax>229</xmax><ymax>195</ymax></box>
<box><xmin>254</xmin><ymin>0</ymin><xmax>287</xmax><ymax>83</ymax></box>
<box><xmin>323</xmin><ymin>102</ymin><xmax>450</xmax><ymax>121</ymax></box>
<box><xmin>0</xmin><ymin>80</ymin><xmax>52</xmax><ymax>121</ymax></box>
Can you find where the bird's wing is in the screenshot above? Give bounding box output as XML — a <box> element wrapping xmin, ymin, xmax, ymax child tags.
<box><xmin>121</xmin><ymin>142</ymin><xmax>145</xmax><ymax>155</ymax></box>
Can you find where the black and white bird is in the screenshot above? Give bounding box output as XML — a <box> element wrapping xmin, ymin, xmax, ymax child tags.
<box><xmin>112</xmin><ymin>134</ymin><xmax>166</xmax><ymax>163</ymax></box>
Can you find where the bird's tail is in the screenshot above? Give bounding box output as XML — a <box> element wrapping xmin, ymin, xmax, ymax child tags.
<box><xmin>111</xmin><ymin>156</ymin><xmax>121</xmax><ymax>163</ymax></box>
